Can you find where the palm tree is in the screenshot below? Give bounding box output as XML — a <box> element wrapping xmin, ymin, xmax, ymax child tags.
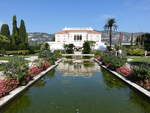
<box><xmin>104</xmin><ymin>18</ymin><xmax>117</xmax><ymax>49</ymax></box>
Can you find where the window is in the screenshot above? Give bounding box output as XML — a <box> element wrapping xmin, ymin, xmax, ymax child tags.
<box><xmin>80</xmin><ymin>35</ymin><xmax>82</xmax><ymax>41</ymax></box>
<box><xmin>74</xmin><ymin>35</ymin><xmax>82</xmax><ymax>41</ymax></box>
<box><xmin>77</xmin><ymin>35</ymin><xmax>80</xmax><ymax>41</ymax></box>
<box><xmin>74</xmin><ymin>35</ymin><xmax>77</xmax><ymax>41</ymax></box>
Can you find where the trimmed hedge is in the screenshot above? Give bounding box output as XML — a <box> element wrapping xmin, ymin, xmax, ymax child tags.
<box><xmin>5</xmin><ymin>50</ymin><xmax>29</xmax><ymax>55</ymax></box>
<box><xmin>127</xmin><ymin>49</ymin><xmax>144</xmax><ymax>56</ymax></box>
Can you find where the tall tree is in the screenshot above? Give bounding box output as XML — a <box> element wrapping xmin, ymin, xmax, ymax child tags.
<box><xmin>104</xmin><ymin>18</ymin><xmax>117</xmax><ymax>49</ymax></box>
<box><xmin>19</xmin><ymin>19</ymin><xmax>28</xmax><ymax>49</ymax></box>
<box><xmin>0</xmin><ymin>24</ymin><xmax>10</xmax><ymax>39</ymax></box>
<box><xmin>12</xmin><ymin>15</ymin><xmax>19</xmax><ymax>49</ymax></box>
<box><xmin>0</xmin><ymin>24</ymin><xmax>11</xmax><ymax>50</ymax></box>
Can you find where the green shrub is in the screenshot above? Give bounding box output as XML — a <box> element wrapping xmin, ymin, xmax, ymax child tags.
<box><xmin>102</xmin><ymin>53</ymin><xmax>112</xmax><ymax>64</ymax></box>
<box><xmin>127</xmin><ymin>48</ymin><xmax>144</xmax><ymax>56</ymax></box>
<box><xmin>102</xmin><ymin>53</ymin><xmax>127</xmax><ymax>68</ymax></box>
<box><xmin>133</xmin><ymin>64</ymin><xmax>150</xmax><ymax>80</ymax></box>
<box><xmin>53</xmin><ymin>50</ymin><xmax>62</xmax><ymax>58</ymax></box>
<box><xmin>39</xmin><ymin>50</ymin><xmax>56</xmax><ymax>65</ymax></box>
<box><xmin>111</xmin><ymin>56</ymin><xmax>127</xmax><ymax>67</ymax></box>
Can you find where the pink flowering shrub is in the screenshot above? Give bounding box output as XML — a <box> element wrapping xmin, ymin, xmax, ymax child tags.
<box><xmin>0</xmin><ymin>79</ymin><xmax>19</xmax><ymax>98</ymax></box>
<box><xmin>28</xmin><ymin>66</ymin><xmax>43</xmax><ymax>77</ymax></box>
<box><xmin>116</xmin><ymin>66</ymin><xmax>133</xmax><ymax>77</ymax></box>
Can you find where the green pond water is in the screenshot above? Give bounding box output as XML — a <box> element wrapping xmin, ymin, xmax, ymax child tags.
<box><xmin>0</xmin><ymin>61</ymin><xmax>150</xmax><ymax>113</ymax></box>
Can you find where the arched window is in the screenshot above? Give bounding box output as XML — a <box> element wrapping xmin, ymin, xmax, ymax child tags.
<box><xmin>80</xmin><ymin>35</ymin><xmax>82</xmax><ymax>41</ymax></box>
<box><xmin>74</xmin><ymin>35</ymin><xmax>77</xmax><ymax>41</ymax></box>
<box><xmin>77</xmin><ymin>35</ymin><xmax>80</xmax><ymax>41</ymax></box>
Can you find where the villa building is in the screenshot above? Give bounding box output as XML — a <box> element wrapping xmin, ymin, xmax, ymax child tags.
<box><xmin>48</xmin><ymin>27</ymin><xmax>106</xmax><ymax>51</ymax></box>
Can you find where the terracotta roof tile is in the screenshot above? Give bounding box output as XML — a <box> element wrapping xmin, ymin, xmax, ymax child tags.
<box><xmin>56</xmin><ymin>30</ymin><xmax>101</xmax><ymax>34</ymax></box>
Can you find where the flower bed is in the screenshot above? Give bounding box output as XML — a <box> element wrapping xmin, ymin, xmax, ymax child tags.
<box><xmin>0</xmin><ymin>58</ymin><xmax>52</xmax><ymax>98</ymax></box>
<box><xmin>28</xmin><ymin>61</ymin><xmax>51</xmax><ymax>76</ymax></box>
<box><xmin>96</xmin><ymin>55</ymin><xmax>150</xmax><ymax>91</ymax></box>
<box><xmin>0</xmin><ymin>79</ymin><xmax>19</xmax><ymax>98</ymax></box>
<box><xmin>0</xmin><ymin>48</ymin><xmax>59</xmax><ymax>99</ymax></box>
<box><xmin>27</xmin><ymin>66</ymin><xmax>43</xmax><ymax>77</ymax></box>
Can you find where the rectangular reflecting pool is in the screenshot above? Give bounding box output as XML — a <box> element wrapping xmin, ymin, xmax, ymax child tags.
<box><xmin>1</xmin><ymin>60</ymin><xmax>150</xmax><ymax>113</ymax></box>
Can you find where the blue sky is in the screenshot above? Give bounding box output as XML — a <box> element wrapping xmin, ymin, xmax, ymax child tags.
<box><xmin>0</xmin><ymin>0</ymin><xmax>149</xmax><ymax>33</ymax></box>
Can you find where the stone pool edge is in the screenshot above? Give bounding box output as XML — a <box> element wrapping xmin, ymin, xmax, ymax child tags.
<box><xmin>0</xmin><ymin>59</ymin><xmax>62</xmax><ymax>108</ymax></box>
<box><xmin>94</xmin><ymin>59</ymin><xmax>150</xmax><ymax>98</ymax></box>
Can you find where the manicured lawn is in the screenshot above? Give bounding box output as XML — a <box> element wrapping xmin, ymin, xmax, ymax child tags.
<box><xmin>128</xmin><ymin>56</ymin><xmax>150</xmax><ymax>63</ymax></box>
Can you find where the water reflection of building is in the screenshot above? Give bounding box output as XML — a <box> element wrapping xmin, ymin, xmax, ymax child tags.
<box><xmin>56</xmin><ymin>61</ymin><xmax>100</xmax><ymax>77</ymax></box>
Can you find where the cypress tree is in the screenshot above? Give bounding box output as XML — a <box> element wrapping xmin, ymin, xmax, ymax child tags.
<box><xmin>19</xmin><ymin>19</ymin><xmax>28</xmax><ymax>49</ymax></box>
<box><xmin>0</xmin><ymin>24</ymin><xmax>11</xmax><ymax>50</ymax></box>
<box><xmin>0</xmin><ymin>24</ymin><xmax>10</xmax><ymax>39</ymax></box>
<box><xmin>12</xmin><ymin>15</ymin><xmax>19</xmax><ymax>49</ymax></box>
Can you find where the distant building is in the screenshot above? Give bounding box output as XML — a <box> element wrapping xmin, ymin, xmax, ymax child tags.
<box><xmin>48</xmin><ymin>27</ymin><xmax>106</xmax><ymax>51</ymax></box>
